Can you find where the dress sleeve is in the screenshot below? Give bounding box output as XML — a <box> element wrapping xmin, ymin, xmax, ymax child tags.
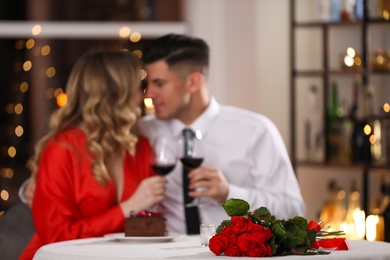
<box><xmin>32</xmin><ymin>140</ymin><xmax>125</xmax><ymax>244</ymax></box>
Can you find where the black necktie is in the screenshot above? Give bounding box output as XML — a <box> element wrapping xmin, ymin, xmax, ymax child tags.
<box><xmin>182</xmin><ymin>128</ymin><xmax>200</xmax><ymax>234</ymax></box>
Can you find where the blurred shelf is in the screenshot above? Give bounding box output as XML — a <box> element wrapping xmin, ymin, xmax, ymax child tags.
<box><xmin>0</xmin><ymin>21</ymin><xmax>188</xmax><ymax>39</ymax></box>
<box><xmin>294</xmin><ymin>70</ymin><xmax>390</xmax><ymax>77</ymax></box>
<box><xmin>296</xmin><ymin>161</ymin><xmax>390</xmax><ymax>170</ymax></box>
<box><xmin>294</xmin><ymin>18</ymin><xmax>389</xmax><ymax>28</ymax></box>
<box><xmin>294</xmin><ymin>20</ymin><xmax>362</xmax><ymax>28</ymax></box>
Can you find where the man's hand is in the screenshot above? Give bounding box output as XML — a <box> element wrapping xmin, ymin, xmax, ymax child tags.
<box><xmin>187</xmin><ymin>167</ymin><xmax>229</xmax><ymax>204</ymax></box>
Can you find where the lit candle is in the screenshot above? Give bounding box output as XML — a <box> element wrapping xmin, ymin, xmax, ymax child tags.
<box><xmin>366</xmin><ymin>215</ymin><xmax>384</xmax><ymax>241</ymax></box>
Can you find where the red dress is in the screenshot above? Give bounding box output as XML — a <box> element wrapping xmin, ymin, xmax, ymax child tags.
<box><xmin>19</xmin><ymin>128</ymin><xmax>154</xmax><ymax>259</ymax></box>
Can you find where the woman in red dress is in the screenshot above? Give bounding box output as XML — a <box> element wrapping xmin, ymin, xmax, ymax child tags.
<box><xmin>20</xmin><ymin>50</ymin><xmax>166</xmax><ymax>259</ymax></box>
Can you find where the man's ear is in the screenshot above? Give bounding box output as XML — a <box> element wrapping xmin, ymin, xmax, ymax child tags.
<box><xmin>186</xmin><ymin>72</ymin><xmax>203</xmax><ymax>93</ymax></box>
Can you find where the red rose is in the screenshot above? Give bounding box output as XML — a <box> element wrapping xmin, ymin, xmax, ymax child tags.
<box><xmin>231</xmin><ymin>216</ymin><xmax>253</xmax><ymax>234</ymax></box>
<box><xmin>265</xmin><ymin>243</ymin><xmax>273</xmax><ymax>256</ymax></box>
<box><xmin>224</xmin><ymin>243</ymin><xmax>243</xmax><ymax>256</ymax></box>
<box><xmin>237</xmin><ymin>233</ymin><xmax>251</xmax><ymax>253</ymax></box>
<box><xmin>221</xmin><ymin>226</ymin><xmax>239</xmax><ymax>241</ymax></box>
<box><xmin>248</xmin><ymin>242</ymin><xmax>273</xmax><ymax>257</ymax></box>
<box><xmin>307</xmin><ymin>220</ymin><xmax>321</xmax><ymax>233</ymax></box>
<box><xmin>311</xmin><ymin>240</ymin><xmax>320</xmax><ymax>249</ymax></box>
<box><xmin>209</xmin><ymin>233</ymin><xmax>229</xmax><ymax>255</ymax></box>
<box><xmin>250</xmin><ymin>224</ymin><xmax>272</xmax><ymax>242</ymax></box>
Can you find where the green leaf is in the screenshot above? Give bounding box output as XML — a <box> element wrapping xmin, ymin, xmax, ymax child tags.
<box><xmin>271</xmin><ymin>220</ymin><xmax>287</xmax><ymax>240</ymax></box>
<box><xmin>306</xmin><ymin>229</ymin><xmax>317</xmax><ymax>246</ymax></box>
<box><xmin>222</xmin><ymin>198</ymin><xmax>250</xmax><ymax>216</ymax></box>
<box><xmin>216</xmin><ymin>220</ymin><xmax>231</xmax><ymax>233</ymax></box>
<box><xmin>285</xmin><ymin>216</ymin><xmax>308</xmax><ymax>230</ymax></box>
<box><xmin>316</xmin><ymin>250</ymin><xmax>331</xmax><ymax>255</ymax></box>
<box><xmin>253</xmin><ymin>207</ymin><xmax>272</xmax><ymax>221</ymax></box>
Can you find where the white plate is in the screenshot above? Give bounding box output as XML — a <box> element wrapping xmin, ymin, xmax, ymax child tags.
<box><xmin>104</xmin><ymin>233</ymin><xmax>175</xmax><ymax>242</ymax></box>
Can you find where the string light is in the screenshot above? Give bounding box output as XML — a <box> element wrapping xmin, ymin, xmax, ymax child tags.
<box><xmin>46</xmin><ymin>67</ymin><xmax>56</xmax><ymax>78</ymax></box>
<box><xmin>130</xmin><ymin>32</ymin><xmax>142</xmax><ymax>42</ymax></box>
<box><xmin>0</xmin><ymin>190</ymin><xmax>9</xmax><ymax>201</ymax></box>
<box><xmin>41</xmin><ymin>45</ymin><xmax>51</xmax><ymax>56</ymax></box>
<box><xmin>15</xmin><ymin>125</ymin><xmax>24</xmax><ymax>137</ymax></box>
<box><xmin>23</xmin><ymin>60</ymin><xmax>32</xmax><ymax>71</ymax></box>
<box><xmin>26</xmin><ymin>39</ymin><xmax>35</xmax><ymax>49</ymax></box>
<box><xmin>384</xmin><ymin>103</ymin><xmax>390</xmax><ymax>113</ymax></box>
<box><xmin>32</xmin><ymin>24</ymin><xmax>42</xmax><ymax>36</ymax></box>
<box><xmin>119</xmin><ymin>27</ymin><xmax>131</xmax><ymax>38</ymax></box>
<box><xmin>20</xmin><ymin>82</ymin><xmax>29</xmax><ymax>93</ymax></box>
<box><xmin>1</xmin><ymin>168</ymin><xmax>14</xmax><ymax>179</ymax></box>
<box><xmin>8</xmin><ymin>146</ymin><xmax>16</xmax><ymax>158</ymax></box>
<box><xmin>14</xmin><ymin>103</ymin><xmax>23</xmax><ymax>115</ymax></box>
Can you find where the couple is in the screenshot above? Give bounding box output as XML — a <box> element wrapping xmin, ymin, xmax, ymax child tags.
<box><xmin>19</xmin><ymin>34</ymin><xmax>305</xmax><ymax>259</ymax></box>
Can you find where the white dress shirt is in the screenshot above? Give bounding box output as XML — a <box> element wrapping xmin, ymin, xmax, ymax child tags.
<box><xmin>139</xmin><ymin>97</ymin><xmax>306</xmax><ymax>234</ymax></box>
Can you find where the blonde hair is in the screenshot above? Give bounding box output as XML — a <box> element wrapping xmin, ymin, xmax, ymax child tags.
<box><xmin>28</xmin><ymin>50</ymin><xmax>142</xmax><ymax>184</ymax></box>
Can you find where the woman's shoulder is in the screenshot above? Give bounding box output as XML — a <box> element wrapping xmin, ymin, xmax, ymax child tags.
<box><xmin>45</xmin><ymin>128</ymin><xmax>86</xmax><ymax>152</ymax></box>
<box><xmin>54</xmin><ymin>128</ymin><xmax>85</xmax><ymax>142</ymax></box>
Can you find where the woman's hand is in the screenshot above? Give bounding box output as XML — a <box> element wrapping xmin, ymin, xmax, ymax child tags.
<box><xmin>24</xmin><ymin>178</ymin><xmax>36</xmax><ymax>208</ymax></box>
<box><xmin>120</xmin><ymin>176</ymin><xmax>167</xmax><ymax>217</ymax></box>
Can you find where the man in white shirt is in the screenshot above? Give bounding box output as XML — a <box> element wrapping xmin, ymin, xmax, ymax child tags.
<box><xmin>20</xmin><ymin>33</ymin><xmax>305</xmax><ymax>235</ymax></box>
<box><xmin>139</xmin><ymin>34</ymin><xmax>305</xmax><ymax>234</ymax></box>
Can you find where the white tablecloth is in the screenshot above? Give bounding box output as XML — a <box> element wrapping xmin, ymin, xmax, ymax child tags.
<box><xmin>34</xmin><ymin>235</ymin><xmax>390</xmax><ymax>260</ymax></box>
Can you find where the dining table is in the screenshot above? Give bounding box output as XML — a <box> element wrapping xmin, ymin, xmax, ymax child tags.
<box><xmin>33</xmin><ymin>234</ymin><xmax>390</xmax><ymax>260</ymax></box>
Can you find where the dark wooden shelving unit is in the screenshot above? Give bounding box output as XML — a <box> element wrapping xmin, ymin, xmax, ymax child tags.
<box><xmin>290</xmin><ymin>0</ymin><xmax>390</xmax><ymax>215</ymax></box>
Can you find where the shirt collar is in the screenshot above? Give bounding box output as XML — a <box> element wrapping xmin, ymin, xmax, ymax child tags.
<box><xmin>168</xmin><ymin>97</ymin><xmax>220</xmax><ymax>139</ymax></box>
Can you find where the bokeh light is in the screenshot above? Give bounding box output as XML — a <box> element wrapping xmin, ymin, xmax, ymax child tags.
<box><xmin>130</xmin><ymin>32</ymin><xmax>142</xmax><ymax>42</ymax></box>
<box><xmin>32</xmin><ymin>24</ymin><xmax>42</xmax><ymax>35</ymax></box>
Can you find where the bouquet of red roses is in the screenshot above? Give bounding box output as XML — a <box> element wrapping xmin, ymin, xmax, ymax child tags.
<box><xmin>209</xmin><ymin>198</ymin><xmax>348</xmax><ymax>257</ymax></box>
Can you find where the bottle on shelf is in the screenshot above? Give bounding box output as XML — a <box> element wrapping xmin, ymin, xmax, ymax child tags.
<box><xmin>354</xmin><ymin>0</ymin><xmax>364</xmax><ymax>20</ymax></box>
<box><xmin>318</xmin><ymin>0</ymin><xmax>331</xmax><ymax>21</ymax></box>
<box><xmin>350</xmin><ymin>75</ymin><xmax>372</xmax><ymax>164</ymax></box>
<box><xmin>328</xmin><ymin>81</ymin><xmax>345</xmax><ymax>163</ymax></box>
<box><xmin>319</xmin><ymin>180</ymin><xmax>346</xmax><ymax>231</ymax></box>
<box><xmin>331</xmin><ymin>0</ymin><xmax>341</xmax><ymax>21</ymax></box>
<box><xmin>340</xmin><ymin>0</ymin><xmax>356</xmax><ymax>21</ymax></box>
<box><xmin>305</xmin><ymin>85</ymin><xmax>323</xmax><ymax>162</ymax></box>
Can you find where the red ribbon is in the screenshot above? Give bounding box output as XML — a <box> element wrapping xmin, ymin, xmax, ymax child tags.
<box><xmin>312</xmin><ymin>238</ymin><xmax>349</xmax><ymax>251</ymax></box>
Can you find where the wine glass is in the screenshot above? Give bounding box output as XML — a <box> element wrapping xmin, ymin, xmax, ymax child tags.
<box><xmin>150</xmin><ymin>136</ymin><xmax>177</xmax><ymax>176</ymax></box>
<box><xmin>179</xmin><ymin>129</ymin><xmax>204</xmax><ymax>207</ymax></box>
<box><xmin>149</xmin><ymin>136</ymin><xmax>177</xmax><ymax>213</ymax></box>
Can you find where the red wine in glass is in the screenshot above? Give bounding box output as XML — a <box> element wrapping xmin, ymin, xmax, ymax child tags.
<box><xmin>151</xmin><ymin>164</ymin><xmax>176</xmax><ymax>176</ymax></box>
<box><xmin>180</xmin><ymin>158</ymin><xmax>204</xmax><ymax>169</ymax></box>
<box><xmin>150</xmin><ymin>136</ymin><xmax>177</xmax><ymax>176</ymax></box>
